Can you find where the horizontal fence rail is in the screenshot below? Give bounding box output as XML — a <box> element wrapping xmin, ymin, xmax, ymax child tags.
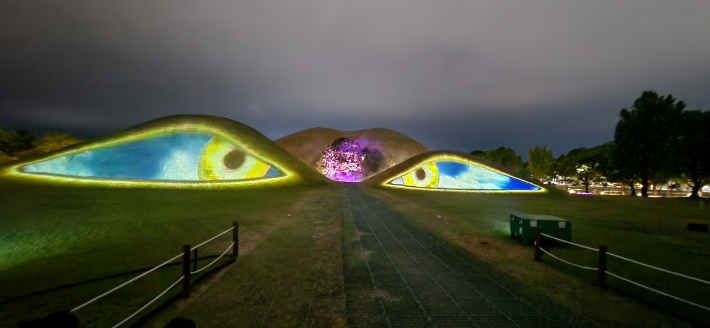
<box><xmin>111</xmin><ymin>277</ymin><xmax>185</xmax><ymax>328</ymax></box>
<box><xmin>533</xmin><ymin>228</ymin><xmax>710</xmax><ymax>313</ymax></box>
<box><xmin>540</xmin><ymin>233</ymin><xmax>599</xmax><ymax>252</ymax></box>
<box><xmin>190</xmin><ymin>226</ymin><xmax>235</xmax><ymax>251</ymax></box>
<box><xmin>64</xmin><ymin>222</ymin><xmax>239</xmax><ymax>328</ymax></box>
<box><xmin>607</xmin><ymin>252</ymin><xmax>710</xmax><ymax>286</ymax></box>
<box><xmin>536</xmin><ymin>244</ymin><xmax>598</xmax><ymax>271</ymax></box>
<box><xmin>70</xmin><ymin>253</ymin><xmax>184</xmax><ymax>313</ymax></box>
<box><xmin>191</xmin><ymin>242</ymin><xmax>235</xmax><ymax>275</ymax></box>
<box><xmin>606</xmin><ymin>271</ymin><xmax>710</xmax><ymax>312</ymax></box>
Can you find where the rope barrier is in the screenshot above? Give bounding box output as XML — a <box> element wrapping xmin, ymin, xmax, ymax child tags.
<box><xmin>536</xmin><ymin>243</ymin><xmax>598</xmax><ymax>271</ymax></box>
<box><xmin>70</xmin><ymin>225</ymin><xmax>236</xmax><ymax>326</ymax></box>
<box><xmin>191</xmin><ymin>242</ymin><xmax>235</xmax><ymax>275</ymax></box>
<box><xmin>606</xmin><ymin>271</ymin><xmax>710</xmax><ymax>312</ymax></box>
<box><xmin>540</xmin><ymin>233</ymin><xmax>598</xmax><ymax>252</ymax></box>
<box><xmin>535</xmin><ymin>233</ymin><xmax>710</xmax><ymax>313</ymax></box>
<box><xmin>71</xmin><ymin>253</ymin><xmax>183</xmax><ymax>313</ymax></box>
<box><xmin>190</xmin><ymin>227</ymin><xmax>234</xmax><ymax>251</ymax></box>
<box><xmin>607</xmin><ymin>252</ymin><xmax>710</xmax><ymax>286</ymax></box>
<box><xmin>111</xmin><ymin>276</ymin><xmax>184</xmax><ymax>328</ymax></box>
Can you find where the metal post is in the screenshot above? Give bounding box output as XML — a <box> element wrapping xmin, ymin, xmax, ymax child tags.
<box><xmin>232</xmin><ymin>222</ymin><xmax>239</xmax><ymax>260</ymax></box>
<box><xmin>598</xmin><ymin>245</ymin><xmax>607</xmax><ymax>287</ymax></box>
<box><xmin>181</xmin><ymin>245</ymin><xmax>191</xmax><ymax>298</ymax></box>
<box><xmin>192</xmin><ymin>249</ymin><xmax>198</xmax><ymax>271</ymax></box>
<box><xmin>534</xmin><ymin>228</ymin><xmax>542</xmax><ymax>261</ymax></box>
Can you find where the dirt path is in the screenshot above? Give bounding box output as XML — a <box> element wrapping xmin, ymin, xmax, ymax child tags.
<box><xmin>340</xmin><ymin>185</ymin><xmax>596</xmax><ymax>328</ymax></box>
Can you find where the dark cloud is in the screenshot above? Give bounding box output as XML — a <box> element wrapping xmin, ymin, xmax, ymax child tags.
<box><xmin>1</xmin><ymin>1</ymin><xmax>709</xmax><ymax>159</ymax></box>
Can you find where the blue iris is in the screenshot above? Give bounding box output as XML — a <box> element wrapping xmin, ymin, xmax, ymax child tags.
<box><xmin>435</xmin><ymin>161</ymin><xmax>468</xmax><ymax>177</ymax></box>
<box><xmin>22</xmin><ymin>133</ymin><xmax>212</xmax><ymax>180</ymax></box>
<box><xmin>504</xmin><ymin>177</ymin><xmax>541</xmax><ymax>190</ymax></box>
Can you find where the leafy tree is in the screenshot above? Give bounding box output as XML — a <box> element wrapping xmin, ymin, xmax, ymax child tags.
<box><xmin>555</xmin><ymin>146</ymin><xmax>609</xmax><ymax>192</ymax></box>
<box><xmin>574</xmin><ymin>147</ymin><xmax>608</xmax><ymax>192</ymax></box>
<box><xmin>606</xmin><ymin>169</ymin><xmax>638</xmax><ymax>196</ymax></box>
<box><xmin>0</xmin><ymin>129</ymin><xmax>34</xmax><ymax>156</ymax></box>
<box><xmin>601</xmin><ymin>141</ymin><xmax>638</xmax><ymax>196</ymax></box>
<box><xmin>470</xmin><ymin>147</ymin><xmax>524</xmax><ymax>175</ymax></box>
<box><xmin>554</xmin><ymin>148</ymin><xmax>589</xmax><ymax>182</ymax></box>
<box><xmin>593</xmin><ymin>142</ymin><xmax>637</xmax><ymax>194</ymax></box>
<box><xmin>559</xmin><ymin>148</ymin><xmax>590</xmax><ymax>191</ymax></box>
<box><xmin>0</xmin><ymin>128</ymin><xmax>82</xmax><ymax>163</ymax></box>
<box><xmin>482</xmin><ymin>147</ymin><xmax>524</xmax><ymax>174</ymax></box>
<box><xmin>649</xmin><ymin>170</ymin><xmax>673</xmax><ymax>195</ymax></box>
<box><xmin>528</xmin><ymin>145</ymin><xmax>554</xmax><ymax>180</ymax></box>
<box><xmin>486</xmin><ymin>147</ymin><xmax>523</xmax><ymax>167</ymax></box>
<box><xmin>677</xmin><ymin>110</ymin><xmax>710</xmax><ymax>198</ymax></box>
<box><xmin>24</xmin><ymin>132</ymin><xmax>82</xmax><ymax>155</ymax></box>
<box><xmin>0</xmin><ymin>128</ymin><xmax>16</xmax><ymax>163</ymax></box>
<box><xmin>593</xmin><ymin>142</ymin><xmax>614</xmax><ymax>180</ymax></box>
<box><xmin>611</xmin><ymin>91</ymin><xmax>685</xmax><ymax>197</ymax></box>
<box><xmin>551</xmin><ymin>154</ymin><xmax>576</xmax><ymax>182</ymax></box>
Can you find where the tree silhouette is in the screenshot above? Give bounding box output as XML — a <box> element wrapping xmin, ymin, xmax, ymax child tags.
<box><xmin>612</xmin><ymin>91</ymin><xmax>684</xmax><ymax>197</ymax></box>
<box><xmin>0</xmin><ymin>129</ymin><xmax>35</xmax><ymax>156</ymax></box>
<box><xmin>677</xmin><ymin>110</ymin><xmax>710</xmax><ymax>198</ymax></box>
<box><xmin>528</xmin><ymin>145</ymin><xmax>553</xmax><ymax>181</ymax></box>
<box><xmin>555</xmin><ymin>147</ymin><xmax>605</xmax><ymax>192</ymax></box>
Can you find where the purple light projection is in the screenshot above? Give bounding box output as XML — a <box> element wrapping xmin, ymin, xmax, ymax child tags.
<box><xmin>319</xmin><ymin>138</ymin><xmax>366</xmax><ymax>182</ymax></box>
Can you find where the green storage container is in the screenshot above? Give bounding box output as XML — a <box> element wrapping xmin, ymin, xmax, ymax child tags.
<box><xmin>510</xmin><ymin>213</ymin><xmax>572</xmax><ymax>245</ymax></box>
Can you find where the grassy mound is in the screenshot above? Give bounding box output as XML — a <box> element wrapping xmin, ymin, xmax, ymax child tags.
<box><xmin>274</xmin><ymin>127</ymin><xmax>429</xmax><ymax>177</ymax></box>
<box><xmin>363</xmin><ymin>150</ymin><xmax>546</xmax><ymax>189</ymax></box>
<box><xmin>1</xmin><ymin>115</ymin><xmax>327</xmax><ymax>188</ymax></box>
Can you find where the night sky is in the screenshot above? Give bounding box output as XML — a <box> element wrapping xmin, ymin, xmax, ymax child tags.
<box><xmin>1</xmin><ymin>1</ymin><xmax>709</xmax><ymax>159</ymax></box>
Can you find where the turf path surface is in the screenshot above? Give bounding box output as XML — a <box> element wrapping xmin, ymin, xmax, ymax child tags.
<box><xmin>340</xmin><ymin>185</ymin><xmax>596</xmax><ymax>328</ymax></box>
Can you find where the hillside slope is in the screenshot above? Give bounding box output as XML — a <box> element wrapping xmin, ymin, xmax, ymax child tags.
<box><xmin>1</xmin><ymin>115</ymin><xmax>327</xmax><ymax>187</ymax></box>
<box><xmin>274</xmin><ymin>127</ymin><xmax>429</xmax><ymax>176</ymax></box>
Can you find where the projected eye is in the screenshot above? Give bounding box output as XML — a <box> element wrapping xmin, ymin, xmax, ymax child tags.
<box><xmin>197</xmin><ymin>136</ymin><xmax>280</xmax><ymax>180</ymax></box>
<box><xmin>388</xmin><ymin>158</ymin><xmax>542</xmax><ymax>191</ymax></box>
<box><xmin>20</xmin><ymin>133</ymin><xmax>282</xmax><ymax>182</ymax></box>
<box><xmin>394</xmin><ymin>162</ymin><xmax>439</xmax><ymax>188</ymax></box>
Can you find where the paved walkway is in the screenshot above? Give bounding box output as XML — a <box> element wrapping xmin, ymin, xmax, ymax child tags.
<box><xmin>339</xmin><ymin>185</ymin><xmax>596</xmax><ymax>328</ymax></box>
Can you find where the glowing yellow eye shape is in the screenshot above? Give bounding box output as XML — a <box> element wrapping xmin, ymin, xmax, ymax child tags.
<box><xmin>400</xmin><ymin>162</ymin><xmax>439</xmax><ymax>187</ymax></box>
<box><xmin>19</xmin><ymin>133</ymin><xmax>281</xmax><ymax>182</ymax></box>
<box><xmin>197</xmin><ymin>136</ymin><xmax>274</xmax><ymax>180</ymax></box>
<box><xmin>388</xmin><ymin>159</ymin><xmax>542</xmax><ymax>191</ymax></box>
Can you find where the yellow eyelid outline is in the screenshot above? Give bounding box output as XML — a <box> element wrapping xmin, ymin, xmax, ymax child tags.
<box><xmin>0</xmin><ymin>117</ymin><xmax>298</xmax><ymax>189</ymax></box>
<box><xmin>382</xmin><ymin>153</ymin><xmax>545</xmax><ymax>193</ymax></box>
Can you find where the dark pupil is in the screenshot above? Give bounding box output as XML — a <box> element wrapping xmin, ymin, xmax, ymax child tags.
<box><xmin>223</xmin><ymin>149</ymin><xmax>246</xmax><ymax>170</ymax></box>
<box><xmin>415</xmin><ymin>168</ymin><xmax>426</xmax><ymax>180</ymax></box>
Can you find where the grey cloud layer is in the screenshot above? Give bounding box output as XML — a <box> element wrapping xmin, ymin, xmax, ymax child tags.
<box><xmin>1</xmin><ymin>1</ymin><xmax>709</xmax><ymax>156</ymax></box>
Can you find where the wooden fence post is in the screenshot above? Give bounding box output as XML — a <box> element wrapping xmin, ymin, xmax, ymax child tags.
<box><xmin>232</xmin><ymin>222</ymin><xmax>239</xmax><ymax>260</ymax></box>
<box><xmin>192</xmin><ymin>249</ymin><xmax>198</xmax><ymax>271</ymax></box>
<box><xmin>534</xmin><ymin>228</ymin><xmax>542</xmax><ymax>261</ymax></box>
<box><xmin>181</xmin><ymin>245</ymin><xmax>191</xmax><ymax>298</ymax></box>
<box><xmin>598</xmin><ymin>245</ymin><xmax>607</xmax><ymax>287</ymax></box>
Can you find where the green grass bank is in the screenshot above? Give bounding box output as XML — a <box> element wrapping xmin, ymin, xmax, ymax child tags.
<box><xmin>364</xmin><ymin>186</ymin><xmax>710</xmax><ymax>327</ymax></box>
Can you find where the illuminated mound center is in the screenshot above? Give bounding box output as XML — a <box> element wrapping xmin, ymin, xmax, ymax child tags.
<box><xmin>318</xmin><ymin>138</ymin><xmax>385</xmax><ymax>182</ymax></box>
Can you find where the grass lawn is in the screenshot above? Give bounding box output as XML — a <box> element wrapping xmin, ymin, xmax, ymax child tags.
<box><xmin>140</xmin><ymin>185</ymin><xmax>344</xmax><ymax>327</ymax></box>
<box><xmin>0</xmin><ymin>180</ymin><xmax>344</xmax><ymax>327</ymax></box>
<box><xmin>3</xmin><ymin>176</ymin><xmax>710</xmax><ymax>327</ymax></box>
<box><xmin>364</xmin><ymin>186</ymin><xmax>710</xmax><ymax>327</ymax></box>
